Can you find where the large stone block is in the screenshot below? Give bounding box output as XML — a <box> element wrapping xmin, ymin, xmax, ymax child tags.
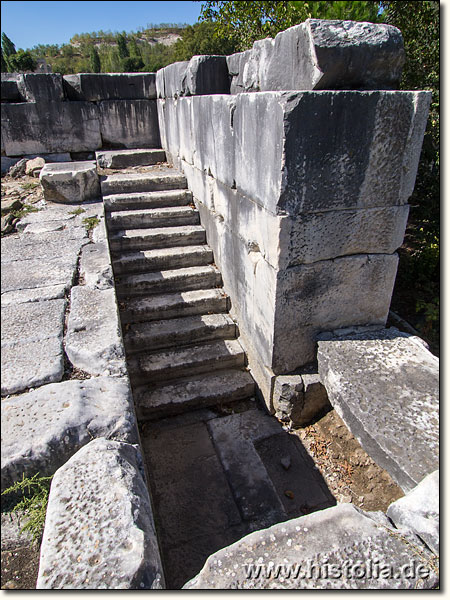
<box><xmin>63</xmin><ymin>72</ymin><xmax>156</xmax><ymax>100</ymax></box>
<box><xmin>40</xmin><ymin>161</ymin><xmax>100</xmax><ymax>203</ymax></box>
<box><xmin>184</xmin><ymin>504</ymin><xmax>438</xmax><ymax>589</ymax></box>
<box><xmin>1</xmin><ymin>101</ymin><xmax>101</xmax><ymax>155</ymax></box>
<box><xmin>1</xmin><ymin>377</ymin><xmax>138</xmax><ymax>490</ymax></box>
<box><xmin>387</xmin><ymin>470</ymin><xmax>439</xmax><ymax>555</ymax></box>
<box><xmin>227</xmin><ymin>19</ymin><xmax>405</xmax><ymax>94</ymax></box>
<box><xmin>157</xmin><ymin>61</ymin><xmax>189</xmax><ymax>98</ymax></box>
<box><xmin>1</xmin><ymin>73</ymin><xmax>24</xmax><ymax>102</ymax></box>
<box><xmin>37</xmin><ymin>438</ymin><xmax>164</xmax><ymax>589</ymax></box>
<box><xmin>185</xmin><ymin>55</ymin><xmax>230</xmax><ymax>95</ymax></box>
<box><xmin>232</xmin><ymin>91</ymin><xmax>430</xmax><ymax>215</ymax></box>
<box><xmin>18</xmin><ymin>73</ymin><xmax>64</xmax><ymax>102</ymax></box>
<box><xmin>65</xmin><ymin>285</ymin><xmax>126</xmax><ymax>377</ymax></box>
<box><xmin>98</xmin><ymin>99</ymin><xmax>160</xmax><ymax>148</ymax></box>
<box><xmin>317</xmin><ymin>327</ymin><xmax>439</xmax><ymax>492</ymax></box>
<box><xmin>272</xmin><ymin>253</ymin><xmax>399</xmax><ymax>371</ymax></box>
<box><xmin>1</xmin><ymin>299</ymin><xmax>66</xmax><ymax>395</ymax></box>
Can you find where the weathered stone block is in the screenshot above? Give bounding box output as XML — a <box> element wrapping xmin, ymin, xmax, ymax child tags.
<box><xmin>157</xmin><ymin>61</ymin><xmax>189</xmax><ymax>98</ymax></box>
<box><xmin>227</xmin><ymin>19</ymin><xmax>405</xmax><ymax>94</ymax></box>
<box><xmin>40</xmin><ymin>161</ymin><xmax>100</xmax><ymax>203</ymax></box>
<box><xmin>184</xmin><ymin>504</ymin><xmax>438</xmax><ymax>589</ymax></box>
<box><xmin>18</xmin><ymin>73</ymin><xmax>64</xmax><ymax>102</ymax></box>
<box><xmin>63</xmin><ymin>73</ymin><xmax>156</xmax><ymax>100</ymax></box>
<box><xmin>1</xmin><ymin>74</ymin><xmax>24</xmax><ymax>102</ymax></box>
<box><xmin>1</xmin><ymin>377</ymin><xmax>138</xmax><ymax>490</ymax></box>
<box><xmin>37</xmin><ymin>438</ymin><xmax>164</xmax><ymax>589</ymax></box>
<box><xmin>65</xmin><ymin>285</ymin><xmax>126</xmax><ymax>376</ymax></box>
<box><xmin>1</xmin><ymin>101</ymin><xmax>101</xmax><ymax>155</ymax></box>
<box><xmin>273</xmin><ymin>371</ymin><xmax>330</xmax><ymax>425</ymax></box>
<box><xmin>1</xmin><ymin>299</ymin><xmax>66</xmax><ymax>395</ymax></box>
<box><xmin>79</xmin><ymin>241</ymin><xmax>113</xmax><ymax>289</ymax></box>
<box><xmin>387</xmin><ymin>470</ymin><xmax>439</xmax><ymax>555</ymax></box>
<box><xmin>317</xmin><ymin>327</ymin><xmax>439</xmax><ymax>491</ymax></box>
<box><xmin>98</xmin><ymin>99</ymin><xmax>160</xmax><ymax>148</ymax></box>
<box><xmin>185</xmin><ymin>55</ymin><xmax>230</xmax><ymax>96</ymax></box>
<box><xmin>273</xmin><ymin>253</ymin><xmax>399</xmax><ymax>371</ymax></box>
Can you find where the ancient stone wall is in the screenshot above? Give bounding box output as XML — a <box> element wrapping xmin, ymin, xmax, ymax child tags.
<box><xmin>1</xmin><ymin>73</ymin><xmax>160</xmax><ymax>156</ymax></box>
<box><xmin>156</xmin><ymin>19</ymin><xmax>431</xmax><ymax>409</ymax></box>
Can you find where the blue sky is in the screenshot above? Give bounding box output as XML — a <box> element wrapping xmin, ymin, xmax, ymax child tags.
<box><xmin>1</xmin><ymin>1</ymin><xmax>203</xmax><ymax>49</ymax></box>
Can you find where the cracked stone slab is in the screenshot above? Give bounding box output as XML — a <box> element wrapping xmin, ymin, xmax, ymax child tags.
<box><xmin>1</xmin><ymin>229</ymin><xmax>87</xmax><ymax>265</ymax></box>
<box><xmin>387</xmin><ymin>470</ymin><xmax>439</xmax><ymax>555</ymax></box>
<box><xmin>1</xmin><ymin>255</ymin><xmax>78</xmax><ymax>294</ymax></box>
<box><xmin>1</xmin><ymin>299</ymin><xmax>66</xmax><ymax>395</ymax></box>
<box><xmin>317</xmin><ymin>327</ymin><xmax>439</xmax><ymax>492</ymax></box>
<box><xmin>16</xmin><ymin>201</ymin><xmax>103</xmax><ymax>233</ymax></box>
<box><xmin>65</xmin><ymin>285</ymin><xmax>126</xmax><ymax>376</ymax></box>
<box><xmin>184</xmin><ymin>503</ymin><xmax>438</xmax><ymax>589</ymax></box>
<box><xmin>37</xmin><ymin>438</ymin><xmax>164</xmax><ymax>589</ymax></box>
<box><xmin>1</xmin><ymin>376</ymin><xmax>138</xmax><ymax>490</ymax></box>
<box><xmin>79</xmin><ymin>241</ymin><xmax>113</xmax><ymax>289</ymax></box>
<box><xmin>1</xmin><ymin>285</ymin><xmax>67</xmax><ymax>306</ymax></box>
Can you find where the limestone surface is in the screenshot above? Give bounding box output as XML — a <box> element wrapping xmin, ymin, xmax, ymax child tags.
<box><xmin>317</xmin><ymin>327</ymin><xmax>439</xmax><ymax>492</ymax></box>
<box><xmin>63</xmin><ymin>73</ymin><xmax>157</xmax><ymax>101</ymax></box>
<box><xmin>1</xmin><ymin>299</ymin><xmax>66</xmax><ymax>395</ymax></box>
<box><xmin>65</xmin><ymin>285</ymin><xmax>126</xmax><ymax>376</ymax></box>
<box><xmin>37</xmin><ymin>438</ymin><xmax>164</xmax><ymax>589</ymax></box>
<box><xmin>98</xmin><ymin>99</ymin><xmax>160</xmax><ymax>148</ymax></box>
<box><xmin>227</xmin><ymin>19</ymin><xmax>405</xmax><ymax>94</ymax></box>
<box><xmin>18</xmin><ymin>73</ymin><xmax>64</xmax><ymax>102</ymax></box>
<box><xmin>1</xmin><ymin>377</ymin><xmax>138</xmax><ymax>490</ymax></box>
<box><xmin>184</xmin><ymin>504</ymin><xmax>438</xmax><ymax>589</ymax></box>
<box><xmin>1</xmin><ymin>101</ymin><xmax>102</xmax><ymax>156</ymax></box>
<box><xmin>79</xmin><ymin>241</ymin><xmax>113</xmax><ymax>289</ymax></box>
<box><xmin>40</xmin><ymin>161</ymin><xmax>100</xmax><ymax>203</ymax></box>
<box><xmin>387</xmin><ymin>470</ymin><xmax>439</xmax><ymax>555</ymax></box>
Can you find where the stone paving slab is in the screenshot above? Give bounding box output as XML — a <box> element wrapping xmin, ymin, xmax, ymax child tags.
<box><xmin>1</xmin><ymin>255</ymin><xmax>78</xmax><ymax>294</ymax></box>
<box><xmin>1</xmin><ymin>229</ymin><xmax>88</xmax><ymax>264</ymax></box>
<box><xmin>37</xmin><ymin>438</ymin><xmax>164</xmax><ymax>589</ymax></box>
<box><xmin>65</xmin><ymin>285</ymin><xmax>127</xmax><ymax>377</ymax></box>
<box><xmin>184</xmin><ymin>503</ymin><xmax>438</xmax><ymax>589</ymax></box>
<box><xmin>1</xmin><ymin>299</ymin><xmax>67</xmax><ymax>396</ymax></box>
<box><xmin>1</xmin><ymin>376</ymin><xmax>138</xmax><ymax>490</ymax></box>
<box><xmin>0</xmin><ymin>285</ymin><xmax>67</xmax><ymax>306</ymax></box>
<box><xmin>317</xmin><ymin>327</ymin><xmax>439</xmax><ymax>492</ymax></box>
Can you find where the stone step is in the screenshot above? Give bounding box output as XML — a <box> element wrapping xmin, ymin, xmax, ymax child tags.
<box><xmin>127</xmin><ymin>339</ymin><xmax>246</xmax><ymax>384</ymax></box>
<box><xmin>103</xmin><ymin>189</ymin><xmax>192</xmax><ymax>212</ymax></box>
<box><xmin>123</xmin><ymin>313</ymin><xmax>237</xmax><ymax>354</ymax></box>
<box><xmin>113</xmin><ymin>245</ymin><xmax>214</xmax><ymax>274</ymax></box>
<box><xmin>96</xmin><ymin>148</ymin><xmax>166</xmax><ymax>169</ymax></box>
<box><xmin>119</xmin><ymin>289</ymin><xmax>229</xmax><ymax>324</ymax></box>
<box><xmin>107</xmin><ymin>206</ymin><xmax>200</xmax><ymax>230</ymax></box>
<box><xmin>109</xmin><ymin>225</ymin><xmax>206</xmax><ymax>252</ymax></box>
<box><xmin>134</xmin><ymin>369</ymin><xmax>255</xmax><ymax>419</ymax></box>
<box><xmin>115</xmin><ymin>265</ymin><xmax>222</xmax><ymax>298</ymax></box>
<box><xmin>101</xmin><ymin>171</ymin><xmax>187</xmax><ymax>195</ymax></box>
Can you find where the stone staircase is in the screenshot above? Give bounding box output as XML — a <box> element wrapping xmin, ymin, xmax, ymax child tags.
<box><xmin>99</xmin><ymin>149</ymin><xmax>255</xmax><ymax>420</ymax></box>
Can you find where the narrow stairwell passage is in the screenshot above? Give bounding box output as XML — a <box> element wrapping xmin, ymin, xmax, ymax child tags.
<box><xmin>99</xmin><ymin>150</ymin><xmax>335</xmax><ymax>588</ymax></box>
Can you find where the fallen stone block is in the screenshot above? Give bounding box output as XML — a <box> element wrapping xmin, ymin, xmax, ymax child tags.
<box><xmin>37</xmin><ymin>437</ymin><xmax>164</xmax><ymax>589</ymax></box>
<box><xmin>79</xmin><ymin>241</ymin><xmax>113</xmax><ymax>289</ymax></box>
<box><xmin>63</xmin><ymin>73</ymin><xmax>157</xmax><ymax>101</ymax></box>
<box><xmin>317</xmin><ymin>327</ymin><xmax>439</xmax><ymax>492</ymax></box>
<box><xmin>25</xmin><ymin>156</ymin><xmax>45</xmax><ymax>176</ymax></box>
<box><xmin>227</xmin><ymin>19</ymin><xmax>405</xmax><ymax>94</ymax></box>
<box><xmin>1</xmin><ymin>298</ymin><xmax>66</xmax><ymax>396</ymax></box>
<box><xmin>273</xmin><ymin>371</ymin><xmax>330</xmax><ymax>426</ymax></box>
<box><xmin>96</xmin><ymin>148</ymin><xmax>166</xmax><ymax>169</ymax></box>
<box><xmin>98</xmin><ymin>99</ymin><xmax>160</xmax><ymax>149</ymax></box>
<box><xmin>1</xmin><ymin>156</ymin><xmax>21</xmax><ymax>175</ymax></box>
<box><xmin>17</xmin><ymin>73</ymin><xmax>64</xmax><ymax>102</ymax></box>
<box><xmin>1</xmin><ymin>101</ymin><xmax>101</xmax><ymax>156</ymax></box>
<box><xmin>1</xmin><ymin>376</ymin><xmax>138</xmax><ymax>490</ymax></box>
<box><xmin>184</xmin><ymin>503</ymin><xmax>438</xmax><ymax>589</ymax></box>
<box><xmin>39</xmin><ymin>161</ymin><xmax>100</xmax><ymax>203</ymax></box>
<box><xmin>387</xmin><ymin>470</ymin><xmax>439</xmax><ymax>555</ymax></box>
<box><xmin>65</xmin><ymin>285</ymin><xmax>126</xmax><ymax>377</ymax></box>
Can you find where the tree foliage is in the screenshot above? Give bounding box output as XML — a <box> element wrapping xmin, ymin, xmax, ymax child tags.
<box><xmin>89</xmin><ymin>46</ymin><xmax>101</xmax><ymax>73</ymax></box>
<box><xmin>172</xmin><ymin>21</ymin><xmax>238</xmax><ymax>61</ymax></box>
<box><xmin>1</xmin><ymin>33</ymin><xmax>36</xmax><ymax>72</ymax></box>
<box><xmin>199</xmin><ymin>1</ymin><xmax>381</xmax><ymax>50</ymax></box>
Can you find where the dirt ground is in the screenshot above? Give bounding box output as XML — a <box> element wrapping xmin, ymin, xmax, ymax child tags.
<box><xmin>292</xmin><ymin>407</ymin><xmax>404</xmax><ymax>512</ymax></box>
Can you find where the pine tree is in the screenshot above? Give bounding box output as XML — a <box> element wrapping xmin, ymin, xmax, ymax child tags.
<box><xmin>89</xmin><ymin>46</ymin><xmax>101</xmax><ymax>72</ymax></box>
<box><xmin>117</xmin><ymin>33</ymin><xmax>129</xmax><ymax>59</ymax></box>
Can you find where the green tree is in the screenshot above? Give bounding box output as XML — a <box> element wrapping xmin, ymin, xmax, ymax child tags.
<box><xmin>122</xmin><ymin>55</ymin><xmax>145</xmax><ymax>72</ymax></box>
<box><xmin>380</xmin><ymin>1</ymin><xmax>439</xmax><ymax>347</ymax></box>
<box><xmin>7</xmin><ymin>49</ymin><xmax>36</xmax><ymax>72</ymax></box>
<box><xmin>117</xmin><ymin>33</ymin><xmax>129</xmax><ymax>59</ymax></box>
<box><xmin>1</xmin><ymin>32</ymin><xmax>16</xmax><ymax>57</ymax></box>
<box><xmin>199</xmin><ymin>1</ymin><xmax>381</xmax><ymax>50</ymax></box>
<box><xmin>89</xmin><ymin>45</ymin><xmax>101</xmax><ymax>72</ymax></box>
<box><xmin>173</xmin><ymin>21</ymin><xmax>238</xmax><ymax>61</ymax></box>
